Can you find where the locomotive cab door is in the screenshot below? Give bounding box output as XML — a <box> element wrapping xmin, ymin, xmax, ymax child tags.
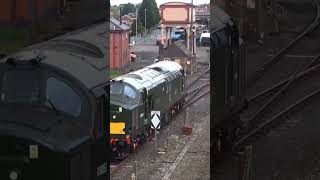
<box><xmin>90</xmin><ymin>86</ymin><xmax>108</xmax><ymax>180</ymax></box>
<box><xmin>141</xmin><ymin>88</ymin><xmax>148</xmax><ymax>128</ymax></box>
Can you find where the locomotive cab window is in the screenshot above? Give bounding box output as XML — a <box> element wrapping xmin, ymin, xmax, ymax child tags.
<box><xmin>2</xmin><ymin>69</ymin><xmax>41</xmax><ymax>104</ymax></box>
<box><xmin>46</xmin><ymin>77</ymin><xmax>82</xmax><ymax>117</ymax></box>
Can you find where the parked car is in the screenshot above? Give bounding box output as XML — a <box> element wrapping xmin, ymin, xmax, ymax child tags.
<box><xmin>130</xmin><ymin>52</ymin><xmax>137</xmax><ymax>62</ymax></box>
<box><xmin>200</xmin><ymin>32</ymin><xmax>210</xmax><ymax>47</ymax></box>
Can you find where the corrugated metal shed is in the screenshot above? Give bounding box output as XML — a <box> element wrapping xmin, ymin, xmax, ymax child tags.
<box><xmin>159</xmin><ymin>41</ymin><xmax>193</xmax><ymax>59</ymax></box>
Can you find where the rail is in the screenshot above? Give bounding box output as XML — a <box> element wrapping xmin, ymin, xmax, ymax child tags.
<box><xmin>234</xmin><ymin>0</ymin><xmax>320</xmax><ymax>150</ymax></box>
<box><xmin>246</xmin><ymin>0</ymin><xmax>320</xmax><ymax>87</ymax></box>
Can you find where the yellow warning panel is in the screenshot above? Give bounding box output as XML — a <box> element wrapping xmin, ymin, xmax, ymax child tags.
<box><xmin>110</xmin><ymin>122</ymin><xmax>126</xmax><ymax>135</ymax></box>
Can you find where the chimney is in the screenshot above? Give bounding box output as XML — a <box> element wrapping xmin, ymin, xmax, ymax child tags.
<box><xmin>119</xmin><ymin>8</ymin><xmax>122</xmax><ymax>25</ymax></box>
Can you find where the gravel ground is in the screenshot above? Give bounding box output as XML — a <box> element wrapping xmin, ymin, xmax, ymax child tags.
<box><xmin>111</xmin><ymin>46</ymin><xmax>210</xmax><ymax>180</ymax></box>
<box><xmin>124</xmin><ymin>45</ymin><xmax>159</xmax><ymax>73</ymax></box>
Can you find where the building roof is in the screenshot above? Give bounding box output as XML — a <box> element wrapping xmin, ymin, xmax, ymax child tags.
<box><xmin>160</xmin><ymin>41</ymin><xmax>193</xmax><ymax>59</ymax></box>
<box><xmin>110</xmin><ymin>18</ymin><xmax>130</xmax><ymax>31</ymax></box>
<box><xmin>160</xmin><ymin>2</ymin><xmax>195</xmax><ymax>7</ymax></box>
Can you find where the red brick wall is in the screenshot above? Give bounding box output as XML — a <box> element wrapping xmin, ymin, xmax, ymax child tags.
<box><xmin>110</xmin><ymin>31</ymin><xmax>130</xmax><ymax>70</ymax></box>
<box><xmin>0</xmin><ymin>0</ymin><xmax>12</xmax><ymax>23</ymax></box>
<box><xmin>0</xmin><ymin>0</ymin><xmax>61</xmax><ymax>25</ymax></box>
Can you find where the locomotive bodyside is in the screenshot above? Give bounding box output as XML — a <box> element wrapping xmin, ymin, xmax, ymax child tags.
<box><xmin>211</xmin><ymin>6</ymin><xmax>246</xmax><ymax>156</ymax></box>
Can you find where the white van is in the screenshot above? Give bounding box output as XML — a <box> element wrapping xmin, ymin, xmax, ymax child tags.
<box><xmin>200</xmin><ymin>33</ymin><xmax>210</xmax><ymax>47</ymax></box>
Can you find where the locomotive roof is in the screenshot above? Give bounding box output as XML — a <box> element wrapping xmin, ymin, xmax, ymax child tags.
<box><xmin>113</xmin><ymin>60</ymin><xmax>183</xmax><ymax>91</ymax></box>
<box><xmin>211</xmin><ymin>5</ymin><xmax>233</xmax><ymax>32</ymax></box>
<box><xmin>0</xmin><ymin>22</ymin><xmax>109</xmax><ymax>90</ymax></box>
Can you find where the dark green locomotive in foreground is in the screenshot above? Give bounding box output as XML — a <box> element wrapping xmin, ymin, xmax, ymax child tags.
<box><xmin>0</xmin><ymin>23</ymin><xmax>109</xmax><ymax>180</ymax></box>
<box><xmin>110</xmin><ymin>60</ymin><xmax>186</xmax><ymax>159</ymax></box>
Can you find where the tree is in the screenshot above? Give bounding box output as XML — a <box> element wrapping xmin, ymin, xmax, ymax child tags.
<box><xmin>110</xmin><ymin>5</ymin><xmax>120</xmax><ymax>19</ymax></box>
<box><xmin>130</xmin><ymin>19</ymin><xmax>144</xmax><ymax>36</ymax></box>
<box><xmin>138</xmin><ymin>0</ymin><xmax>160</xmax><ymax>30</ymax></box>
<box><xmin>120</xmin><ymin>3</ymin><xmax>136</xmax><ymax>16</ymax></box>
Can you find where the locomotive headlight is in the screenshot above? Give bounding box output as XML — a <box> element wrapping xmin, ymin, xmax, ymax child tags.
<box><xmin>9</xmin><ymin>170</ymin><xmax>19</xmax><ymax>180</ymax></box>
<box><xmin>113</xmin><ymin>115</ymin><xmax>116</xmax><ymax>119</ymax></box>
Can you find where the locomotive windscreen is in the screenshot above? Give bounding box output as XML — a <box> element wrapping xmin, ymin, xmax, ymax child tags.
<box><xmin>110</xmin><ymin>82</ymin><xmax>139</xmax><ymax>107</ymax></box>
<box><xmin>0</xmin><ymin>67</ymin><xmax>83</xmax><ymax>118</ymax></box>
<box><xmin>1</xmin><ymin>69</ymin><xmax>41</xmax><ymax>104</ymax></box>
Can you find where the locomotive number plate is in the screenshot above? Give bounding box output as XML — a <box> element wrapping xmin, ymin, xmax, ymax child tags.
<box><xmin>29</xmin><ymin>145</ymin><xmax>39</xmax><ymax>159</ymax></box>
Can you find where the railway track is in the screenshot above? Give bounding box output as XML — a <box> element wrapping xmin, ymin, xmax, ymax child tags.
<box><xmin>184</xmin><ymin>62</ymin><xmax>210</xmax><ymax>108</ymax></box>
<box><xmin>111</xmin><ymin>62</ymin><xmax>211</xmax><ymax>177</ymax></box>
<box><xmin>234</xmin><ymin>0</ymin><xmax>320</xmax><ymax>150</ymax></box>
<box><xmin>110</xmin><ymin>62</ymin><xmax>210</xmax><ymax>177</ymax></box>
<box><xmin>246</xmin><ymin>0</ymin><xmax>320</xmax><ymax>89</ymax></box>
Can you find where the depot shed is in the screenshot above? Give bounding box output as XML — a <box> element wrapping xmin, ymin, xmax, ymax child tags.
<box><xmin>110</xmin><ymin>18</ymin><xmax>130</xmax><ymax>71</ymax></box>
<box><xmin>159</xmin><ymin>41</ymin><xmax>194</xmax><ymax>75</ymax></box>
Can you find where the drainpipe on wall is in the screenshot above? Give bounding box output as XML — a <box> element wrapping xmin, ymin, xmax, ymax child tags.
<box><xmin>11</xmin><ymin>0</ymin><xmax>17</xmax><ymax>24</ymax></box>
<box><xmin>120</xmin><ymin>32</ymin><xmax>123</xmax><ymax>73</ymax></box>
<box><xmin>120</xmin><ymin>8</ymin><xmax>122</xmax><ymax>25</ymax></box>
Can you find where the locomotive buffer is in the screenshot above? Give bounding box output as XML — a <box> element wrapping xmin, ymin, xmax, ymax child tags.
<box><xmin>151</xmin><ymin>111</ymin><xmax>161</xmax><ymax>160</ymax></box>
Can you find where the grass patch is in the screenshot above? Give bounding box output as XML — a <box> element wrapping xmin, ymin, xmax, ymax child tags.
<box><xmin>0</xmin><ymin>27</ymin><xmax>29</xmax><ymax>55</ymax></box>
<box><xmin>110</xmin><ymin>70</ymin><xmax>121</xmax><ymax>79</ymax></box>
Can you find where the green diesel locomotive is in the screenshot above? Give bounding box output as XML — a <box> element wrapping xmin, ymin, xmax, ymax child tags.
<box><xmin>110</xmin><ymin>61</ymin><xmax>186</xmax><ymax>159</ymax></box>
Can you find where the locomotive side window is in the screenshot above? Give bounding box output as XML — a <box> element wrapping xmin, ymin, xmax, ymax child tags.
<box><xmin>2</xmin><ymin>70</ymin><xmax>41</xmax><ymax>104</ymax></box>
<box><xmin>46</xmin><ymin>77</ymin><xmax>82</xmax><ymax>117</ymax></box>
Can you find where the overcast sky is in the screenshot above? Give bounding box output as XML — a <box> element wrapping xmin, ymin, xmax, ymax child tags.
<box><xmin>110</xmin><ymin>0</ymin><xmax>210</xmax><ymax>6</ymax></box>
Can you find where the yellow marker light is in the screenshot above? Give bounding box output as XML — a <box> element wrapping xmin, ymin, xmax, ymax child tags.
<box><xmin>110</xmin><ymin>122</ymin><xmax>126</xmax><ymax>134</ymax></box>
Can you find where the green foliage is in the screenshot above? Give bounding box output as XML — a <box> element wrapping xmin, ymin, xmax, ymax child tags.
<box><xmin>120</xmin><ymin>3</ymin><xmax>136</xmax><ymax>16</ymax></box>
<box><xmin>111</xmin><ymin>5</ymin><xmax>120</xmax><ymax>19</ymax></box>
<box><xmin>110</xmin><ymin>70</ymin><xmax>121</xmax><ymax>79</ymax></box>
<box><xmin>138</xmin><ymin>0</ymin><xmax>160</xmax><ymax>30</ymax></box>
<box><xmin>130</xmin><ymin>19</ymin><xmax>144</xmax><ymax>36</ymax></box>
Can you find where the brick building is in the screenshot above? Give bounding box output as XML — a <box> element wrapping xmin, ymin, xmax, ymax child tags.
<box><xmin>121</xmin><ymin>15</ymin><xmax>135</xmax><ymax>27</ymax></box>
<box><xmin>110</xmin><ymin>18</ymin><xmax>130</xmax><ymax>71</ymax></box>
<box><xmin>0</xmin><ymin>0</ymin><xmax>63</xmax><ymax>25</ymax></box>
<box><xmin>0</xmin><ymin>0</ymin><xmax>106</xmax><ymax>28</ymax></box>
